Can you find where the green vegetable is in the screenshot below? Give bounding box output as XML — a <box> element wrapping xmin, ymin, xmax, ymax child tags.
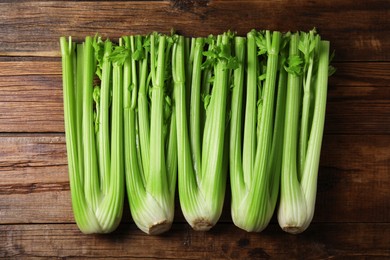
<box><xmin>123</xmin><ymin>33</ymin><xmax>177</xmax><ymax>235</ymax></box>
<box><xmin>60</xmin><ymin>36</ymin><xmax>124</xmax><ymax>234</ymax></box>
<box><xmin>61</xmin><ymin>30</ymin><xmax>331</xmax><ymax>235</ymax></box>
<box><xmin>230</xmin><ymin>30</ymin><xmax>287</xmax><ymax>232</ymax></box>
<box><xmin>277</xmin><ymin>31</ymin><xmax>330</xmax><ymax>234</ymax></box>
<box><xmin>173</xmin><ymin>33</ymin><xmax>235</xmax><ymax>231</ymax></box>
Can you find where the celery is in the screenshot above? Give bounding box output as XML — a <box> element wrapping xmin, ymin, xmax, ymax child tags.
<box><xmin>60</xmin><ymin>36</ymin><xmax>124</xmax><ymax>234</ymax></box>
<box><xmin>61</xmin><ymin>30</ymin><xmax>331</xmax><ymax>235</ymax></box>
<box><xmin>230</xmin><ymin>30</ymin><xmax>286</xmax><ymax>232</ymax></box>
<box><xmin>123</xmin><ymin>33</ymin><xmax>177</xmax><ymax>235</ymax></box>
<box><xmin>278</xmin><ymin>32</ymin><xmax>330</xmax><ymax>234</ymax></box>
<box><xmin>173</xmin><ymin>33</ymin><xmax>235</xmax><ymax>231</ymax></box>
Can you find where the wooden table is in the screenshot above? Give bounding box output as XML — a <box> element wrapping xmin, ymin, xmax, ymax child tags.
<box><xmin>1</xmin><ymin>0</ymin><xmax>389</xmax><ymax>258</ymax></box>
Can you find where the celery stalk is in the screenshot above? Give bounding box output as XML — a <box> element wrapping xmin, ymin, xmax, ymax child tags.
<box><xmin>230</xmin><ymin>31</ymin><xmax>284</xmax><ymax>232</ymax></box>
<box><xmin>123</xmin><ymin>34</ymin><xmax>177</xmax><ymax>235</ymax></box>
<box><xmin>96</xmin><ymin>40</ymin><xmax>125</xmax><ymax>231</ymax></box>
<box><xmin>278</xmin><ymin>32</ymin><xmax>330</xmax><ymax>234</ymax></box>
<box><xmin>60</xmin><ymin>36</ymin><xmax>124</xmax><ymax>234</ymax></box>
<box><xmin>173</xmin><ymin>33</ymin><xmax>233</xmax><ymax>231</ymax></box>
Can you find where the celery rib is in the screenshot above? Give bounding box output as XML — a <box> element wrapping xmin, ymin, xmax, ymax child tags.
<box><xmin>61</xmin><ymin>30</ymin><xmax>331</xmax><ymax>235</ymax></box>
<box><xmin>60</xmin><ymin>36</ymin><xmax>124</xmax><ymax>234</ymax></box>
<box><xmin>230</xmin><ymin>31</ymin><xmax>283</xmax><ymax>232</ymax></box>
<box><xmin>123</xmin><ymin>34</ymin><xmax>177</xmax><ymax>235</ymax></box>
<box><xmin>174</xmin><ymin>33</ymin><xmax>232</xmax><ymax>231</ymax></box>
<box><xmin>278</xmin><ymin>33</ymin><xmax>330</xmax><ymax>234</ymax></box>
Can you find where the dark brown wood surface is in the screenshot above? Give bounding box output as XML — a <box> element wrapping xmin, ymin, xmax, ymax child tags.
<box><xmin>0</xmin><ymin>0</ymin><xmax>389</xmax><ymax>258</ymax></box>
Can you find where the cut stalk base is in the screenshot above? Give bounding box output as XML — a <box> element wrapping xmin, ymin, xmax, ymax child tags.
<box><xmin>147</xmin><ymin>220</ymin><xmax>172</xmax><ymax>235</ymax></box>
<box><xmin>192</xmin><ymin>218</ymin><xmax>214</xmax><ymax>231</ymax></box>
<box><xmin>281</xmin><ymin>226</ymin><xmax>305</xmax><ymax>234</ymax></box>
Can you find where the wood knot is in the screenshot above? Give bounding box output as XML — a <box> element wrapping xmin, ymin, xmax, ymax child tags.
<box><xmin>170</xmin><ymin>0</ymin><xmax>209</xmax><ymax>12</ymax></box>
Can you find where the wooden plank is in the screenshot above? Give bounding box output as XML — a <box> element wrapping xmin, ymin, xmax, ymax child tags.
<box><xmin>0</xmin><ymin>191</ymin><xmax>74</xmax><ymax>224</ymax></box>
<box><xmin>0</xmin><ymin>223</ymin><xmax>389</xmax><ymax>259</ymax></box>
<box><xmin>0</xmin><ymin>134</ymin><xmax>389</xmax><ymax>224</ymax></box>
<box><xmin>0</xmin><ymin>60</ymin><xmax>61</xmax><ymax>76</ymax></box>
<box><xmin>0</xmin><ymin>71</ymin><xmax>63</xmax><ymax>132</ymax></box>
<box><xmin>329</xmin><ymin>62</ymin><xmax>390</xmax><ymax>88</ymax></box>
<box><xmin>0</xmin><ymin>134</ymin><xmax>67</xmax><ymax>186</ymax></box>
<box><xmin>0</xmin><ymin>61</ymin><xmax>389</xmax><ymax>133</ymax></box>
<box><xmin>316</xmin><ymin>134</ymin><xmax>390</xmax><ymax>223</ymax></box>
<box><xmin>0</xmin><ymin>0</ymin><xmax>387</xmax><ymax>258</ymax></box>
<box><xmin>0</xmin><ymin>0</ymin><xmax>388</xmax><ymax>61</ymax></box>
<box><xmin>325</xmin><ymin>102</ymin><xmax>390</xmax><ymax>134</ymax></box>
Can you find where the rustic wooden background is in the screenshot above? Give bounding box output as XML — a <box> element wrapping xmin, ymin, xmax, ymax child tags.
<box><xmin>0</xmin><ymin>0</ymin><xmax>389</xmax><ymax>258</ymax></box>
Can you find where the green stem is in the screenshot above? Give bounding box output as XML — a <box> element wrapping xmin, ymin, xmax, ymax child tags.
<box><xmin>98</xmin><ymin>40</ymin><xmax>112</xmax><ymax>195</ymax></box>
<box><xmin>82</xmin><ymin>36</ymin><xmax>100</xmax><ymax>212</ymax></box>
<box><xmin>148</xmin><ymin>34</ymin><xmax>168</xmax><ymax>202</ymax></box>
<box><xmin>189</xmin><ymin>38</ymin><xmax>204</xmax><ymax>178</ymax></box>
<box><xmin>278</xmin><ymin>33</ymin><xmax>307</xmax><ymax>233</ymax></box>
<box><xmin>96</xmin><ymin>42</ymin><xmax>124</xmax><ymax>232</ymax></box>
<box><xmin>75</xmin><ymin>44</ymin><xmax>84</xmax><ymax>186</ymax></box>
<box><xmin>299</xmin><ymin>56</ymin><xmax>314</xmax><ymax>178</ymax></box>
<box><xmin>60</xmin><ymin>36</ymin><xmax>100</xmax><ymax>234</ymax></box>
<box><xmin>268</xmin><ymin>59</ymin><xmax>287</xmax><ymax>206</ymax></box>
<box><xmin>252</xmin><ymin>30</ymin><xmax>281</xmax><ymax>223</ymax></box>
<box><xmin>200</xmin><ymin>33</ymin><xmax>229</xmax><ymax>222</ymax></box>
<box><xmin>173</xmin><ymin>35</ymin><xmax>199</xmax><ymax>217</ymax></box>
<box><xmin>229</xmin><ymin>36</ymin><xmax>246</xmax><ymax>212</ymax></box>
<box><xmin>136</xmin><ymin>36</ymin><xmax>150</xmax><ymax>183</ymax></box>
<box><xmin>200</xmin><ymin>43</ymin><xmax>213</xmax><ymax>134</ymax></box>
<box><xmin>242</xmin><ymin>31</ymin><xmax>258</xmax><ymax>185</ymax></box>
<box><xmin>300</xmin><ymin>40</ymin><xmax>330</xmax><ymax>231</ymax></box>
<box><xmin>123</xmin><ymin>35</ymin><xmax>149</xmax><ymax>231</ymax></box>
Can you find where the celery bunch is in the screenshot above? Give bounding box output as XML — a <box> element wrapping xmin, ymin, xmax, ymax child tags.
<box><xmin>60</xmin><ymin>36</ymin><xmax>124</xmax><ymax>234</ymax></box>
<box><xmin>230</xmin><ymin>30</ymin><xmax>287</xmax><ymax>232</ymax></box>
<box><xmin>60</xmin><ymin>30</ymin><xmax>331</xmax><ymax>235</ymax></box>
<box><xmin>229</xmin><ymin>30</ymin><xmax>331</xmax><ymax>233</ymax></box>
<box><xmin>123</xmin><ymin>33</ymin><xmax>177</xmax><ymax>235</ymax></box>
<box><xmin>278</xmin><ymin>31</ymin><xmax>331</xmax><ymax>234</ymax></box>
<box><xmin>172</xmin><ymin>33</ymin><xmax>237</xmax><ymax>231</ymax></box>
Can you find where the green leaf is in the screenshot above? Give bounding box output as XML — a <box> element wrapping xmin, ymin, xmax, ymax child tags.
<box><xmin>202</xmin><ymin>93</ymin><xmax>212</xmax><ymax>110</ymax></box>
<box><xmin>132</xmin><ymin>49</ymin><xmax>144</xmax><ymax>61</ymax></box>
<box><xmin>284</xmin><ymin>55</ymin><xmax>303</xmax><ymax>76</ymax></box>
<box><xmin>109</xmin><ymin>45</ymin><xmax>130</xmax><ymax>65</ymax></box>
<box><xmin>201</xmin><ymin>56</ymin><xmax>217</xmax><ymax>69</ymax></box>
<box><xmin>207</xmin><ymin>75</ymin><xmax>215</xmax><ymax>84</ymax></box>
<box><xmin>143</xmin><ymin>36</ymin><xmax>151</xmax><ymax>51</ymax></box>
<box><xmin>281</xmin><ymin>32</ymin><xmax>291</xmax><ymax>49</ymax></box>
<box><xmin>164</xmin><ymin>95</ymin><xmax>172</xmax><ymax>123</ymax></box>
<box><xmin>93</xmin><ymin>85</ymin><xmax>100</xmax><ymax>104</ymax></box>
<box><xmin>204</xmin><ymin>34</ymin><xmax>216</xmax><ymax>45</ymax></box>
<box><xmin>258</xmin><ymin>73</ymin><xmax>267</xmax><ymax>82</ymax></box>
<box><xmin>328</xmin><ymin>65</ymin><xmax>336</xmax><ymax>76</ymax></box>
<box><xmin>219</xmin><ymin>44</ymin><xmax>231</xmax><ymax>59</ymax></box>
<box><xmin>93</xmin><ymin>86</ymin><xmax>100</xmax><ymax>133</ymax></box>
<box><xmin>203</xmin><ymin>50</ymin><xmax>218</xmax><ymax>58</ymax></box>
<box><xmin>132</xmin><ymin>36</ymin><xmax>145</xmax><ymax>61</ymax></box>
<box><xmin>255</xmin><ymin>32</ymin><xmax>267</xmax><ymax>56</ymax></box>
<box><xmin>225</xmin><ymin>56</ymin><xmax>239</xmax><ymax>70</ymax></box>
<box><xmin>128</xmin><ymin>83</ymin><xmax>134</xmax><ymax>92</ymax></box>
<box><xmin>328</xmin><ymin>49</ymin><xmax>336</xmax><ymax>76</ymax></box>
<box><xmin>92</xmin><ymin>35</ymin><xmax>105</xmax><ymax>79</ymax></box>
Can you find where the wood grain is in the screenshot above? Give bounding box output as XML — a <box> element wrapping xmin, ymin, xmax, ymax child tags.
<box><xmin>0</xmin><ymin>61</ymin><xmax>389</xmax><ymax>133</ymax></box>
<box><xmin>0</xmin><ymin>0</ymin><xmax>389</xmax><ymax>258</ymax></box>
<box><xmin>0</xmin><ymin>134</ymin><xmax>67</xmax><ymax>186</ymax></box>
<box><xmin>0</xmin><ymin>0</ymin><xmax>389</xmax><ymax>61</ymax></box>
<box><xmin>1</xmin><ymin>223</ymin><xmax>389</xmax><ymax>259</ymax></box>
<box><xmin>0</xmin><ymin>134</ymin><xmax>388</xmax><ymax>224</ymax></box>
<box><xmin>0</xmin><ymin>69</ymin><xmax>63</xmax><ymax>132</ymax></box>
